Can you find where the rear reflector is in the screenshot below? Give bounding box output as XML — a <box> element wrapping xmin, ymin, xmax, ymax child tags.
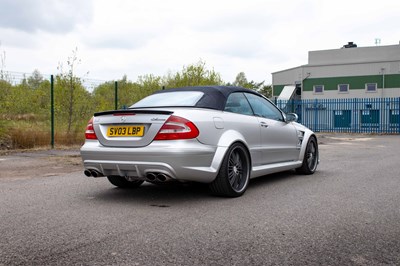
<box><xmin>154</xmin><ymin>115</ymin><xmax>199</xmax><ymax>140</ymax></box>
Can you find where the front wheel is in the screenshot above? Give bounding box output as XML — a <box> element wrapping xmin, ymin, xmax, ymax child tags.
<box><xmin>296</xmin><ymin>136</ymin><xmax>319</xmax><ymax>175</ymax></box>
<box><xmin>209</xmin><ymin>143</ymin><xmax>251</xmax><ymax>197</ymax></box>
<box><xmin>107</xmin><ymin>176</ymin><xmax>144</xmax><ymax>188</ymax></box>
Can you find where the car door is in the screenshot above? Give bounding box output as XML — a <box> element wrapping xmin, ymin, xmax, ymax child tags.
<box><xmin>224</xmin><ymin>93</ymin><xmax>263</xmax><ymax>167</ymax></box>
<box><xmin>244</xmin><ymin>93</ymin><xmax>299</xmax><ymax>165</ymax></box>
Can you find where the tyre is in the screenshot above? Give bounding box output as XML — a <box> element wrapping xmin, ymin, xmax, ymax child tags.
<box><xmin>296</xmin><ymin>136</ymin><xmax>318</xmax><ymax>175</ymax></box>
<box><xmin>209</xmin><ymin>143</ymin><xmax>251</xmax><ymax>197</ymax></box>
<box><xmin>107</xmin><ymin>176</ymin><xmax>144</xmax><ymax>188</ymax></box>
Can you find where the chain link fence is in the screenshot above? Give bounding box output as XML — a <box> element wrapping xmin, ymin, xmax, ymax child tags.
<box><xmin>0</xmin><ymin>71</ymin><xmax>109</xmax><ymax>149</ymax></box>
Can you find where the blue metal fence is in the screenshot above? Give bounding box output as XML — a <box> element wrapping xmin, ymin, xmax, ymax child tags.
<box><xmin>276</xmin><ymin>98</ymin><xmax>400</xmax><ymax>134</ymax></box>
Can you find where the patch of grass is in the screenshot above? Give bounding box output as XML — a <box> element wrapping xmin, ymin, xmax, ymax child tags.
<box><xmin>0</xmin><ymin>120</ymin><xmax>12</xmax><ymax>149</ymax></box>
<box><xmin>1</xmin><ymin>118</ymin><xmax>85</xmax><ymax>150</ymax></box>
<box><xmin>10</xmin><ymin>126</ymin><xmax>50</xmax><ymax>149</ymax></box>
<box><xmin>54</xmin><ymin>131</ymin><xmax>85</xmax><ymax>147</ymax></box>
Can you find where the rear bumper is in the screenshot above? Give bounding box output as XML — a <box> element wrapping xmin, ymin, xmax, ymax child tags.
<box><xmin>80</xmin><ymin>139</ymin><xmax>224</xmax><ymax>183</ymax></box>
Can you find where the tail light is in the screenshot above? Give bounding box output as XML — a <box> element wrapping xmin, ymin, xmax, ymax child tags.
<box><xmin>85</xmin><ymin>117</ymin><xmax>97</xmax><ymax>140</ymax></box>
<box><xmin>154</xmin><ymin>115</ymin><xmax>199</xmax><ymax>140</ymax></box>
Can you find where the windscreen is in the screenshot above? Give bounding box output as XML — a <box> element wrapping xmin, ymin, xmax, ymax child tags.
<box><xmin>131</xmin><ymin>91</ymin><xmax>204</xmax><ymax>108</ymax></box>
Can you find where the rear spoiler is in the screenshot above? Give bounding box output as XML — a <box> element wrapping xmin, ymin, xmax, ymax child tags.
<box><xmin>94</xmin><ymin>109</ymin><xmax>173</xmax><ymax>117</ymax></box>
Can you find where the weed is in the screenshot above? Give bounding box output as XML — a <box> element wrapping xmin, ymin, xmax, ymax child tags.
<box><xmin>1</xmin><ymin>119</ymin><xmax>85</xmax><ymax>149</ymax></box>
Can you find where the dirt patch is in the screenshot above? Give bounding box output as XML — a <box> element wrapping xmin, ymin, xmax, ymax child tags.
<box><xmin>0</xmin><ymin>150</ymin><xmax>83</xmax><ymax>180</ymax></box>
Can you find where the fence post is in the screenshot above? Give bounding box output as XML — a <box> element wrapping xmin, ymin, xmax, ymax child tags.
<box><xmin>352</xmin><ymin>98</ymin><xmax>357</xmax><ymax>133</ymax></box>
<box><xmin>114</xmin><ymin>81</ymin><xmax>118</xmax><ymax>110</ymax></box>
<box><xmin>398</xmin><ymin>97</ymin><xmax>400</xmax><ymax>134</ymax></box>
<box><xmin>314</xmin><ymin>99</ymin><xmax>318</xmax><ymax>132</ymax></box>
<box><xmin>50</xmin><ymin>75</ymin><xmax>54</xmax><ymax>149</ymax></box>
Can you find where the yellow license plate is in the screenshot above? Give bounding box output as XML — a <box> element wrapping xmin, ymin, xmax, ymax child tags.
<box><xmin>107</xmin><ymin>126</ymin><xmax>144</xmax><ymax>137</ymax></box>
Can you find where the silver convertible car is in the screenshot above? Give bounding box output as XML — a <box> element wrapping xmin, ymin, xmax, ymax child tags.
<box><xmin>80</xmin><ymin>86</ymin><xmax>318</xmax><ymax>197</ymax></box>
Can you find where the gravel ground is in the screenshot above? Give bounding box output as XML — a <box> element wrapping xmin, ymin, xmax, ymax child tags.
<box><xmin>0</xmin><ymin>149</ymin><xmax>82</xmax><ymax>180</ymax></box>
<box><xmin>0</xmin><ymin>133</ymin><xmax>399</xmax><ymax>265</ymax></box>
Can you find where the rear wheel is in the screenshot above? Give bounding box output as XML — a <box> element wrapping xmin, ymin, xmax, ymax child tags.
<box><xmin>296</xmin><ymin>136</ymin><xmax>318</xmax><ymax>175</ymax></box>
<box><xmin>209</xmin><ymin>143</ymin><xmax>251</xmax><ymax>197</ymax></box>
<box><xmin>107</xmin><ymin>176</ymin><xmax>144</xmax><ymax>188</ymax></box>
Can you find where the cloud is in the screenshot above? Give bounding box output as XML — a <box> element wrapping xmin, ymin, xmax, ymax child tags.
<box><xmin>0</xmin><ymin>0</ymin><xmax>399</xmax><ymax>85</ymax></box>
<box><xmin>0</xmin><ymin>0</ymin><xmax>93</xmax><ymax>33</ymax></box>
<box><xmin>84</xmin><ymin>31</ymin><xmax>156</xmax><ymax>50</ymax></box>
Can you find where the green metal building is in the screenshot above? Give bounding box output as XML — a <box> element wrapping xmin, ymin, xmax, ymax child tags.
<box><xmin>272</xmin><ymin>42</ymin><xmax>400</xmax><ymax>101</ymax></box>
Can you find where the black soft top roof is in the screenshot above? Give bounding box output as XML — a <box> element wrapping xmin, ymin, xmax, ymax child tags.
<box><xmin>152</xmin><ymin>86</ymin><xmax>262</xmax><ymax>111</ymax></box>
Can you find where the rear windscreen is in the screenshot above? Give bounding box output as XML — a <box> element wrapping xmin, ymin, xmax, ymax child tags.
<box><xmin>131</xmin><ymin>91</ymin><xmax>204</xmax><ymax>108</ymax></box>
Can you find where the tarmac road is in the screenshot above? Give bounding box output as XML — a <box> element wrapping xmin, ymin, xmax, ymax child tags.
<box><xmin>0</xmin><ymin>135</ymin><xmax>399</xmax><ymax>265</ymax></box>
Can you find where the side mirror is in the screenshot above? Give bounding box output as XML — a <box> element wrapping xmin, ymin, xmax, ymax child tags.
<box><xmin>285</xmin><ymin>113</ymin><xmax>298</xmax><ymax>123</ymax></box>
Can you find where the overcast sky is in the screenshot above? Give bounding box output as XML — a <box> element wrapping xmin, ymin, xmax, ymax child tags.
<box><xmin>0</xmin><ymin>0</ymin><xmax>399</xmax><ymax>84</ymax></box>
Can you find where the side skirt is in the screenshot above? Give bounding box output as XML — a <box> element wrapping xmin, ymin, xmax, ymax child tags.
<box><xmin>250</xmin><ymin>161</ymin><xmax>303</xmax><ymax>178</ymax></box>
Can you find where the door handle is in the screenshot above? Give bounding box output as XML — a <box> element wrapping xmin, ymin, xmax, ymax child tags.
<box><xmin>260</xmin><ymin>122</ymin><xmax>269</xmax><ymax>128</ymax></box>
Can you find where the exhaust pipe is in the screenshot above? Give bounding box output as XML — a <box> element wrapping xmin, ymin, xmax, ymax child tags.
<box><xmin>84</xmin><ymin>170</ymin><xmax>92</xmax><ymax>177</ymax></box>
<box><xmin>156</xmin><ymin>173</ymin><xmax>168</xmax><ymax>182</ymax></box>
<box><xmin>84</xmin><ymin>170</ymin><xmax>104</xmax><ymax>178</ymax></box>
<box><xmin>91</xmin><ymin>170</ymin><xmax>102</xmax><ymax>177</ymax></box>
<box><xmin>145</xmin><ymin>172</ymin><xmax>171</xmax><ymax>182</ymax></box>
<box><xmin>84</xmin><ymin>170</ymin><xmax>103</xmax><ymax>177</ymax></box>
<box><xmin>146</xmin><ymin>173</ymin><xmax>157</xmax><ymax>181</ymax></box>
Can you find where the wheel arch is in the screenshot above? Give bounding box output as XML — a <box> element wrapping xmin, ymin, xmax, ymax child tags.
<box><xmin>212</xmin><ymin>130</ymin><xmax>253</xmax><ymax>174</ymax></box>
<box><xmin>296</xmin><ymin>133</ymin><xmax>319</xmax><ymax>174</ymax></box>
<box><xmin>299</xmin><ymin>133</ymin><xmax>318</xmax><ymax>162</ymax></box>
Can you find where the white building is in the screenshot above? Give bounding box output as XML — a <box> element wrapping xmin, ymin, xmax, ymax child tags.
<box><xmin>272</xmin><ymin>43</ymin><xmax>400</xmax><ymax>100</ymax></box>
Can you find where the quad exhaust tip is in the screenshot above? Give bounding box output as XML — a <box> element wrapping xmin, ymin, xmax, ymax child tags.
<box><xmin>84</xmin><ymin>170</ymin><xmax>170</xmax><ymax>181</ymax></box>
<box><xmin>84</xmin><ymin>169</ymin><xmax>104</xmax><ymax>178</ymax></box>
<box><xmin>84</xmin><ymin>170</ymin><xmax>92</xmax><ymax>177</ymax></box>
<box><xmin>156</xmin><ymin>173</ymin><xmax>167</xmax><ymax>182</ymax></box>
<box><xmin>146</xmin><ymin>173</ymin><xmax>157</xmax><ymax>181</ymax></box>
<box><xmin>146</xmin><ymin>172</ymin><xmax>170</xmax><ymax>182</ymax></box>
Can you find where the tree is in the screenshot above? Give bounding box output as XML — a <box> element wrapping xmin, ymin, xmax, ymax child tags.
<box><xmin>258</xmin><ymin>84</ymin><xmax>272</xmax><ymax>98</ymax></box>
<box><xmin>232</xmin><ymin>71</ymin><xmax>272</xmax><ymax>98</ymax></box>
<box><xmin>91</xmin><ymin>74</ymin><xmax>162</xmax><ymax>112</ymax></box>
<box><xmin>0</xmin><ymin>43</ymin><xmax>9</xmax><ymax>82</ymax></box>
<box><xmin>165</xmin><ymin>60</ymin><xmax>223</xmax><ymax>88</ymax></box>
<box><xmin>27</xmin><ymin>69</ymin><xmax>44</xmax><ymax>89</ymax></box>
<box><xmin>92</xmin><ymin>81</ymin><xmax>116</xmax><ymax>111</ymax></box>
<box><xmin>233</xmin><ymin>72</ymin><xmax>248</xmax><ymax>87</ymax></box>
<box><xmin>233</xmin><ymin>72</ymin><xmax>263</xmax><ymax>90</ymax></box>
<box><xmin>136</xmin><ymin>74</ymin><xmax>162</xmax><ymax>101</ymax></box>
<box><xmin>56</xmin><ymin>47</ymin><xmax>92</xmax><ymax>133</ymax></box>
<box><xmin>0</xmin><ymin>79</ymin><xmax>13</xmax><ymax>114</ymax></box>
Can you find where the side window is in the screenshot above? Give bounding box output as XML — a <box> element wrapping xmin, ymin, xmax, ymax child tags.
<box><xmin>245</xmin><ymin>93</ymin><xmax>284</xmax><ymax>121</ymax></box>
<box><xmin>314</xmin><ymin>85</ymin><xmax>324</xmax><ymax>94</ymax></box>
<box><xmin>224</xmin><ymin>93</ymin><xmax>253</xmax><ymax>115</ymax></box>
<box><xmin>338</xmin><ymin>84</ymin><xmax>349</xmax><ymax>93</ymax></box>
<box><xmin>365</xmin><ymin>83</ymin><xmax>377</xmax><ymax>93</ymax></box>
